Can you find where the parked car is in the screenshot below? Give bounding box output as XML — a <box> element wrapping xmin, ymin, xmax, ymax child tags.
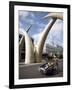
<box><xmin>39</xmin><ymin>59</ymin><xmax>58</xmax><ymax>75</ymax></box>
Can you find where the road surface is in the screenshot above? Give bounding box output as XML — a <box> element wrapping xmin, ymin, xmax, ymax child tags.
<box><xmin>19</xmin><ymin>59</ymin><xmax>63</xmax><ymax>79</ymax></box>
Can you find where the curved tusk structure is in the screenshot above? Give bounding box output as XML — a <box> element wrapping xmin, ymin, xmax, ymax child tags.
<box><xmin>20</xmin><ymin>30</ymin><xmax>35</xmax><ymax>64</ymax></box>
<box><xmin>35</xmin><ymin>18</ymin><xmax>56</xmax><ymax>63</ymax></box>
<box><xmin>35</xmin><ymin>12</ymin><xmax>63</xmax><ymax>63</ymax></box>
<box><xmin>43</xmin><ymin>12</ymin><xmax>63</xmax><ymax>20</ymax></box>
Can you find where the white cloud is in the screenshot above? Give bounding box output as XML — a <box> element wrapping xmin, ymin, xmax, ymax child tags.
<box><xmin>19</xmin><ymin>11</ymin><xmax>29</xmax><ymax>18</ymax></box>
<box><xmin>36</xmin><ymin>21</ymin><xmax>46</xmax><ymax>28</ymax></box>
<box><xmin>46</xmin><ymin>19</ymin><xmax>63</xmax><ymax>46</ymax></box>
<box><xmin>30</xmin><ymin>13</ymin><xmax>35</xmax><ymax>18</ymax></box>
<box><xmin>19</xmin><ymin>28</ymin><xmax>26</xmax><ymax>35</ymax></box>
<box><xmin>52</xmin><ymin>20</ymin><xmax>63</xmax><ymax>32</ymax></box>
<box><xmin>28</xmin><ymin>19</ymin><xmax>35</xmax><ymax>24</ymax></box>
<box><xmin>19</xmin><ymin>22</ymin><xmax>23</xmax><ymax>28</ymax></box>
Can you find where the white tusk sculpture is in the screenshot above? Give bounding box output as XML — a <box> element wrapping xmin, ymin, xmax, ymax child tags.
<box><xmin>35</xmin><ymin>18</ymin><xmax>56</xmax><ymax>63</ymax></box>
<box><xmin>20</xmin><ymin>30</ymin><xmax>35</xmax><ymax>64</ymax></box>
<box><xmin>43</xmin><ymin>12</ymin><xmax>63</xmax><ymax>20</ymax></box>
<box><xmin>35</xmin><ymin>12</ymin><xmax>63</xmax><ymax>63</ymax></box>
<box><xmin>19</xmin><ymin>12</ymin><xmax>63</xmax><ymax>64</ymax></box>
<box><xmin>19</xmin><ymin>25</ymin><xmax>32</xmax><ymax>48</ymax></box>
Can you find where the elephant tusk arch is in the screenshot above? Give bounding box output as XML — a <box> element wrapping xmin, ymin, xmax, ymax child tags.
<box><xmin>43</xmin><ymin>12</ymin><xmax>63</xmax><ymax>20</ymax></box>
<box><xmin>19</xmin><ymin>30</ymin><xmax>35</xmax><ymax>64</ymax></box>
<box><xmin>35</xmin><ymin>12</ymin><xmax>63</xmax><ymax>63</ymax></box>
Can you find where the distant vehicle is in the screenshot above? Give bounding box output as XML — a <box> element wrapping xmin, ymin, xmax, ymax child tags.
<box><xmin>39</xmin><ymin>59</ymin><xmax>58</xmax><ymax>75</ymax></box>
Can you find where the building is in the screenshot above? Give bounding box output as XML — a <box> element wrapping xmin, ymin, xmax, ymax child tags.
<box><xmin>43</xmin><ymin>43</ymin><xmax>63</xmax><ymax>55</ymax></box>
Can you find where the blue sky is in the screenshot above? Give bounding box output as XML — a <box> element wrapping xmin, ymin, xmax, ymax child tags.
<box><xmin>19</xmin><ymin>10</ymin><xmax>63</xmax><ymax>47</ymax></box>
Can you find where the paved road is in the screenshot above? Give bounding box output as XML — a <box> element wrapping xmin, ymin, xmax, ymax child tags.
<box><xmin>19</xmin><ymin>59</ymin><xmax>63</xmax><ymax>79</ymax></box>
